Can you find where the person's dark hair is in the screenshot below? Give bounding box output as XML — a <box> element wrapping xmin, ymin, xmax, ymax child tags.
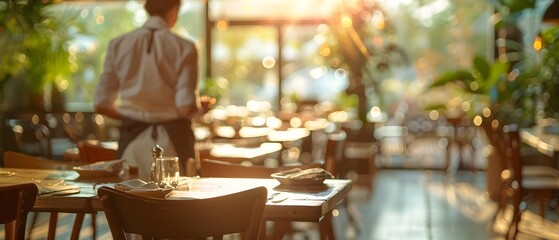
<box><xmin>145</xmin><ymin>0</ymin><xmax>181</xmax><ymax>16</ymax></box>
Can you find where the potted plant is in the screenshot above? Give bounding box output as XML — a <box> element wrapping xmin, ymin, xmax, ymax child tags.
<box><xmin>0</xmin><ymin>0</ymin><xmax>77</xmax><ymax>112</ymax></box>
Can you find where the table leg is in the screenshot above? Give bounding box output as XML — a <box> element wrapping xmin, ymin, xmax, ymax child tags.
<box><xmin>319</xmin><ymin>210</ymin><xmax>335</xmax><ymax>240</ymax></box>
<box><xmin>271</xmin><ymin>221</ymin><xmax>292</xmax><ymax>240</ymax></box>
<box><xmin>5</xmin><ymin>221</ymin><xmax>15</xmax><ymax>240</ymax></box>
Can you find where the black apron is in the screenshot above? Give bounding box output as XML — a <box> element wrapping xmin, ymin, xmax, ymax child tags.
<box><xmin>116</xmin><ymin>117</ymin><xmax>195</xmax><ymax>176</ymax></box>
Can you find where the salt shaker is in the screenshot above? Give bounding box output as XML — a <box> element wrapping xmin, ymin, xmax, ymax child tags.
<box><xmin>150</xmin><ymin>145</ymin><xmax>164</xmax><ymax>182</ymax></box>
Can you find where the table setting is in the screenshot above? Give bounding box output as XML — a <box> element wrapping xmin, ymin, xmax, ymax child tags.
<box><xmin>0</xmin><ymin>169</ymin><xmax>81</xmax><ymax>196</ymax></box>
<box><xmin>520</xmin><ymin>118</ymin><xmax>559</xmax><ymax>163</ymax></box>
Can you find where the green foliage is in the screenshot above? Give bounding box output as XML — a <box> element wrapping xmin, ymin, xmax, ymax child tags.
<box><xmin>487</xmin><ymin>0</ymin><xmax>537</xmax><ymax>22</ymax></box>
<box><xmin>538</xmin><ymin>26</ymin><xmax>559</xmax><ymax>119</ymax></box>
<box><xmin>492</xmin><ymin>0</ymin><xmax>536</xmax><ymax>13</ymax></box>
<box><xmin>0</xmin><ymin>0</ymin><xmax>79</xmax><ymax>96</ymax></box>
<box><xmin>200</xmin><ymin>77</ymin><xmax>228</xmax><ymax>100</ymax></box>
<box><xmin>336</xmin><ymin>91</ymin><xmax>358</xmax><ymax>111</ymax></box>
<box><xmin>428</xmin><ymin>56</ymin><xmax>509</xmax><ymax>98</ymax></box>
<box><xmin>426</xmin><ymin>56</ymin><xmax>539</xmax><ymax>124</ymax></box>
<box><xmin>427</xmin><ymin>24</ymin><xmax>559</xmax><ymax>126</ymax></box>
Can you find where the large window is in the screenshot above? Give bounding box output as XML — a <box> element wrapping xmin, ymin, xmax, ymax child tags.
<box><xmin>211</xmin><ymin>26</ymin><xmax>279</xmax><ymax>107</ymax></box>
<box><xmin>49</xmin><ymin>0</ymin><xmax>492</xmax><ymax>115</ymax></box>
<box><xmin>50</xmin><ymin>1</ymin><xmax>205</xmax><ymax>110</ymax></box>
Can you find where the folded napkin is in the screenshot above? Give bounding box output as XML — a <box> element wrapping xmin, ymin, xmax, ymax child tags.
<box><xmin>115</xmin><ymin>179</ymin><xmax>173</xmax><ymax>198</ymax></box>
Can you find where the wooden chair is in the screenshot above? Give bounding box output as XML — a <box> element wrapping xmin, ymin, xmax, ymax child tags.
<box><xmin>77</xmin><ymin>140</ymin><xmax>117</xmax><ymax>163</ymax></box>
<box><xmin>323</xmin><ymin>130</ymin><xmax>365</xmax><ymax>236</ymax></box>
<box><xmin>3</xmin><ymin>151</ymin><xmax>94</xmax><ymax>240</ymax></box>
<box><xmin>323</xmin><ymin>131</ymin><xmax>347</xmax><ymax>179</ymax></box>
<box><xmin>481</xmin><ymin>118</ymin><xmax>559</xmax><ymax>235</ymax></box>
<box><xmin>4</xmin><ymin>151</ymin><xmax>81</xmax><ymax>170</ymax></box>
<box><xmin>444</xmin><ymin>115</ymin><xmax>478</xmax><ymax>173</ymax></box>
<box><xmin>338</xmin><ymin>122</ymin><xmax>378</xmax><ymax>195</ymax></box>
<box><xmin>0</xmin><ymin>183</ymin><xmax>38</xmax><ymax>240</ymax></box>
<box><xmin>97</xmin><ymin>186</ymin><xmax>267</xmax><ymax>240</ymax></box>
<box><xmin>500</xmin><ymin>125</ymin><xmax>559</xmax><ymax>239</ymax></box>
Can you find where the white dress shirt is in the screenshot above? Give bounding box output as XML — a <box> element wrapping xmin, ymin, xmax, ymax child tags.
<box><xmin>94</xmin><ymin>16</ymin><xmax>200</xmax><ymax>123</ymax></box>
<box><xmin>94</xmin><ymin>16</ymin><xmax>199</xmax><ymax>179</ymax></box>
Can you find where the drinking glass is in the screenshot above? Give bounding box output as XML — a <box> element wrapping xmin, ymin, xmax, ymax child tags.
<box><xmin>155</xmin><ymin>157</ymin><xmax>180</xmax><ymax>188</ymax></box>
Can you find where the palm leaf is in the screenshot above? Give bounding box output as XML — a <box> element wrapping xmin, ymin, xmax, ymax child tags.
<box><xmin>429</xmin><ymin>70</ymin><xmax>474</xmax><ymax>89</ymax></box>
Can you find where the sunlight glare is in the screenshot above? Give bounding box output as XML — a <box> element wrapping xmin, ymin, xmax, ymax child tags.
<box><xmin>341</xmin><ymin>14</ymin><xmax>353</xmax><ymax>28</ymax></box>
<box><xmin>262</xmin><ymin>56</ymin><xmax>276</xmax><ymax>69</ymax></box>
<box><xmin>216</xmin><ymin>19</ymin><xmax>229</xmax><ymax>31</ymax></box>
<box><xmin>310</xmin><ymin>67</ymin><xmax>325</xmax><ymax>79</ymax></box>
<box><xmin>429</xmin><ymin>110</ymin><xmax>439</xmax><ymax>120</ymax></box>
<box><xmin>534</xmin><ymin>36</ymin><xmax>542</xmax><ymax>51</ymax></box>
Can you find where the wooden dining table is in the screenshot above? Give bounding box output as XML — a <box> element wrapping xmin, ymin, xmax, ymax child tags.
<box><xmin>520</xmin><ymin>126</ymin><xmax>559</xmax><ymax>167</ymax></box>
<box><xmin>199</xmin><ymin>142</ymin><xmax>283</xmax><ymax>165</ymax></box>
<box><xmin>0</xmin><ymin>167</ymin><xmax>351</xmax><ymax>240</ymax></box>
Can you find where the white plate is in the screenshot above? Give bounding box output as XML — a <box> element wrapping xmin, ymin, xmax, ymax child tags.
<box><xmin>271</xmin><ymin>168</ymin><xmax>333</xmax><ymax>186</ymax></box>
<box><xmin>74</xmin><ymin>168</ymin><xmax>120</xmax><ymax>178</ymax></box>
<box><xmin>73</xmin><ymin>159</ymin><xmax>126</xmax><ymax>178</ymax></box>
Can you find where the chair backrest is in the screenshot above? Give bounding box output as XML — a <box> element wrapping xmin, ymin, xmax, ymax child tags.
<box><xmin>324</xmin><ymin>131</ymin><xmax>347</xmax><ymax>178</ymax></box>
<box><xmin>481</xmin><ymin>116</ymin><xmax>506</xmax><ymax>158</ymax></box>
<box><xmin>77</xmin><ymin>140</ymin><xmax>117</xmax><ymax>163</ymax></box>
<box><xmin>5</xmin><ymin>119</ymin><xmax>52</xmax><ymax>159</ymax></box>
<box><xmin>199</xmin><ymin>159</ymin><xmax>324</xmax><ymax>178</ymax></box>
<box><xmin>98</xmin><ymin>186</ymin><xmax>267</xmax><ymax>240</ymax></box>
<box><xmin>0</xmin><ymin>183</ymin><xmax>39</xmax><ymax>240</ymax></box>
<box><xmin>3</xmin><ymin>151</ymin><xmax>80</xmax><ymax>170</ymax></box>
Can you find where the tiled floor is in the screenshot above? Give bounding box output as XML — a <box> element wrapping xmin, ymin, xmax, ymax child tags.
<box><xmin>333</xmin><ymin>169</ymin><xmax>496</xmax><ymax>240</ymax></box>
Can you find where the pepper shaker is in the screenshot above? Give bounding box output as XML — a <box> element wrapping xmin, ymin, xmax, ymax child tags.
<box><xmin>150</xmin><ymin>145</ymin><xmax>164</xmax><ymax>182</ymax></box>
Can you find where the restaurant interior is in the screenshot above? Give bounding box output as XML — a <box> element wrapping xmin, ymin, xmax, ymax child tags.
<box><xmin>1</xmin><ymin>0</ymin><xmax>559</xmax><ymax>239</ymax></box>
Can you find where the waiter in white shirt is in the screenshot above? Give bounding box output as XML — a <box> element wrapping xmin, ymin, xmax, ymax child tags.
<box><xmin>94</xmin><ymin>0</ymin><xmax>200</xmax><ymax>179</ymax></box>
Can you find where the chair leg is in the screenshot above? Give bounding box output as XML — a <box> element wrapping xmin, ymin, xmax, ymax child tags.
<box><xmin>258</xmin><ymin>222</ymin><xmax>267</xmax><ymax>240</ymax></box>
<box><xmin>91</xmin><ymin>213</ymin><xmax>97</xmax><ymax>240</ymax></box>
<box><xmin>537</xmin><ymin>192</ymin><xmax>551</xmax><ymax>219</ymax></box>
<box><xmin>70</xmin><ymin>213</ymin><xmax>85</xmax><ymax>240</ymax></box>
<box><xmin>344</xmin><ymin>199</ymin><xmax>362</xmax><ymax>234</ymax></box>
<box><xmin>48</xmin><ymin>213</ymin><xmax>58</xmax><ymax>240</ymax></box>
<box><xmin>27</xmin><ymin>212</ymin><xmax>38</xmax><ymax>240</ymax></box>
<box><xmin>491</xmin><ymin>182</ymin><xmax>510</xmax><ymax>229</ymax></box>
<box><xmin>507</xmin><ymin>190</ymin><xmax>522</xmax><ymax>240</ymax></box>
<box><xmin>5</xmin><ymin>221</ymin><xmax>15</xmax><ymax>240</ymax></box>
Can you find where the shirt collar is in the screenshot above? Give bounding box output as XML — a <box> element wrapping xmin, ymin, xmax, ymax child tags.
<box><xmin>143</xmin><ymin>16</ymin><xmax>169</xmax><ymax>30</ymax></box>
